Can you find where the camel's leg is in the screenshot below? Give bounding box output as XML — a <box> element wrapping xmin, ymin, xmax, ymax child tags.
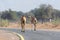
<box><xmin>34</xmin><ymin>24</ymin><xmax>36</xmax><ymax>31</ymax></box>
<box><xmin>21</xmin><ymin>23</ymin><xmax>25</xmax><ymax>32</ymax></box>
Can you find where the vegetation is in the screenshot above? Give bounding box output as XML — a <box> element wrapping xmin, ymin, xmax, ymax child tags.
<box><xmin>0</xmin><ymin>4</ymin><xmax>60</xmax><ymax>26</ymax></box>
<box><xmin>0</xmin><ymin>19</ymin><xmax>9</xmax><ymax>27</ymax></box>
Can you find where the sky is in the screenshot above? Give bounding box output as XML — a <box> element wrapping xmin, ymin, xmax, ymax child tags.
<box><xmin>0</xmin><ymin>0</ymin><xmax>60</xmax><ymax>12</ymax></box>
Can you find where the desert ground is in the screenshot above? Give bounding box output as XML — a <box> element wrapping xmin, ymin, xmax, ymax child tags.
<box><xmin>0</xmin><ymin>22</ymin><xmax>60</xmax><ymax>30</ymax></box>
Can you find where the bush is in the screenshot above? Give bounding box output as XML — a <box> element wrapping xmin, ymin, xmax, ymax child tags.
<box><xmin>0</xmin><ymin>19</ymin><xmax>9</xmax><ymax>27</ymax></box>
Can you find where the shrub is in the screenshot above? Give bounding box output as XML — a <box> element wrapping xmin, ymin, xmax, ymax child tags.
<box><xmin>0</xmin><ymin>19</ymin><xmax>9</xmax><ymax>27</ymax></box>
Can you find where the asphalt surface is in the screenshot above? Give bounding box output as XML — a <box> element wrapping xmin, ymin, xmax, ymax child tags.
<box><xmin>0</xmin><ymin>28</ymin><xmax>60</xmax><ymax>40</ymax></box>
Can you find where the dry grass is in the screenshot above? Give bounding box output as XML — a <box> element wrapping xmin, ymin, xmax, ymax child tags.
<box><xmin>0</xmin><ymin>22</ymin><xmax>60</xmax><ymax>30</ymax></box>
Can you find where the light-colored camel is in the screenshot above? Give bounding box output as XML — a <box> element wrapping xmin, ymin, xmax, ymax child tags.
<box><xmin>21</xmin><ymin>15</ymin><xmax>26</xmax><ymax>32</ymax></box>
<box><xmin>30</xmin><ymin>16</ymin><xmax>37</xmax><ymax>31</ymax></box>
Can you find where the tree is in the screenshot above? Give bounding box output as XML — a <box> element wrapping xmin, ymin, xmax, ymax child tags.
<box><xmin>1</xmin><ymin>10</ymin><xmax>12</xmax><ymax>20</ymax></box>
<box><xmin>17</xmin><ymin>11</ymin><xmax>24</xmax><ymax>18</ymax></box>
<box><xmin>1</xmin><ymin>9</ymin><xmax>18</xmax><ymax>21</ymax></box>
<box><xmin>46</xmin><ymin>4</ymin><xmax>53</xmax><ymax>22</ymax></box>
<box><xmin>39</xmin><ymin>4</ymin><xmax>48</xmax><ymax>23</ymax></box>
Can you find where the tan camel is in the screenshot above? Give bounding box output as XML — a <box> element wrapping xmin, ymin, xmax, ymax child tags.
<box><xmin>30</xmin><ymin>16</ymin><xmax>37</xmax><ymax>31</ymax></box>
<box><xmin>21</xmin><ymin>15</ymin><xmax>26</xmax><ymax>32</ymax></box>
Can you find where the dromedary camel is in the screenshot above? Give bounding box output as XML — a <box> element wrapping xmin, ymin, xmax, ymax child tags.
<box><xmin>21</xmin><ymin>15</ymin><xmax>26</xmax><ymax>32</ymax></box>
<box><xmin>30</xmin><ymin>16</ymin><xmax>37</xmax><ymax>31</ymax></box>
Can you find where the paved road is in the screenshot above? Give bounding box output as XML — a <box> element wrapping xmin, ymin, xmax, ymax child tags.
<box><xmin>0</xmin><ymin>28</ymin><xmax>60</xmax><ymax>40</ymax></box>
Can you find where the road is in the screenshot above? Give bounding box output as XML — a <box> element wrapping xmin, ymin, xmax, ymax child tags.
<box><xmin>0</xmin><ymin>28</ymin><xmax>60</xmax><ymax>40</ymax></box>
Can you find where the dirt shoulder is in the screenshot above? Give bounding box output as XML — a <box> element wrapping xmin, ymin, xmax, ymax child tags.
<box><xmin>0</xmin><ymin>22</ymin><xmax>60</xmax><ymax>30</ymax></box>
<box><xmin>0</xmin><ymin>30</ymin><xmax>19</xmax><ymax>40</ymax></box>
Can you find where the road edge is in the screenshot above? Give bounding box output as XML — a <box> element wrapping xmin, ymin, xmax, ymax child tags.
<box><xmin>12</xmin><ymin>32</ymin><xmax>24</xmax><ymax>40</ymax></box>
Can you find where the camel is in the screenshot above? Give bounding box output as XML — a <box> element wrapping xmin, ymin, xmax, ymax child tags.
<box><xmin>20</xmin><ymin>15</ymin><xmax>26</xmax><ymax>32</ymax></box>
<box><xmin>30</xmin><ymin>16</ymin><xmax>37</xmax><ymax>31</ymax></box>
